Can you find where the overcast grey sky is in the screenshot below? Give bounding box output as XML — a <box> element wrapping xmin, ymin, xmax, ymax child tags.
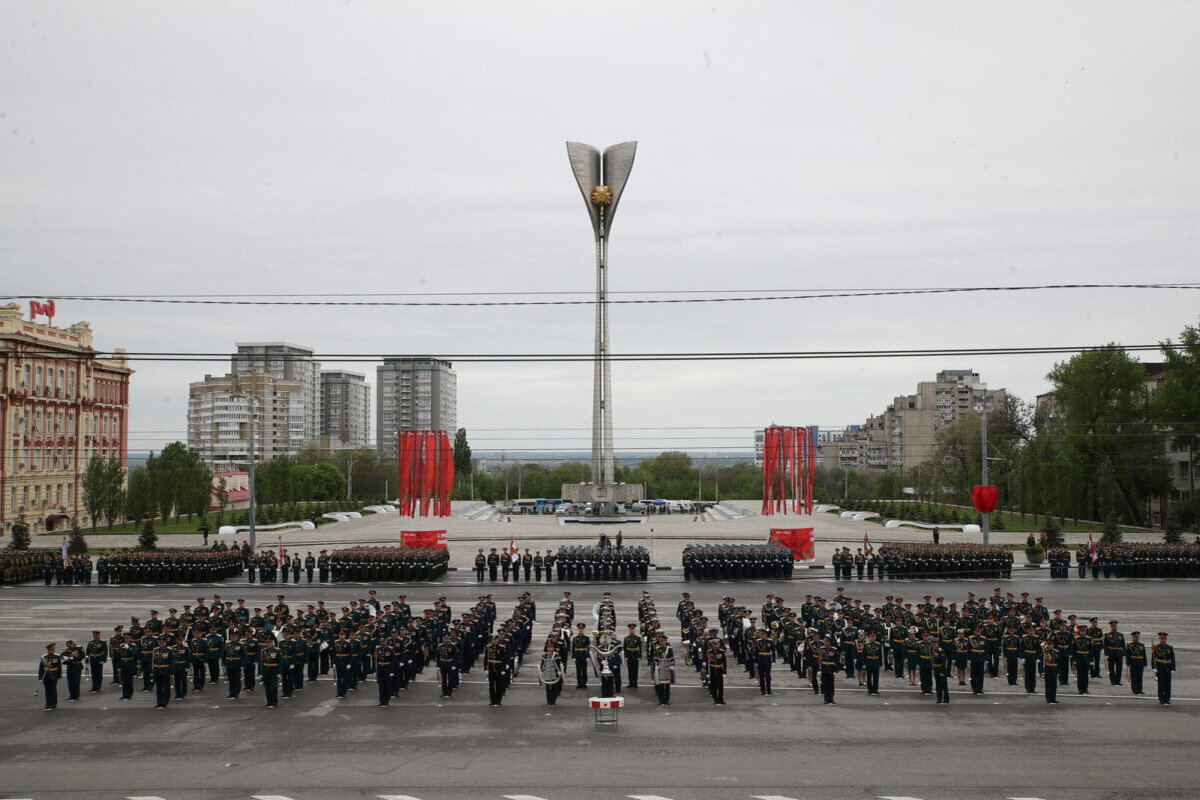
<box><xmin>3</xmin><ymin>1</ymin><xmax>1198</xmax><ymax>460</ymax></box>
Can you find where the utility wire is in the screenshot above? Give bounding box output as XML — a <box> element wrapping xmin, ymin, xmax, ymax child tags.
<box><xmin>6</xmin><ymin>283</ymin><xmax>1199</xmax><ymax>307</ymax></box>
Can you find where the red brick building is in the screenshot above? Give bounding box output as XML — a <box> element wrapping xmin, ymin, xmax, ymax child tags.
<box><xmin>0</xmin><ymin>302</ymin><xmax>133</xmax><ymax>535</ymax></box>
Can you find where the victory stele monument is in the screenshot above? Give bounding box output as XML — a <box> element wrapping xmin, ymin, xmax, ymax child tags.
<box><xmin>561</xmin><ymin>141</ymin><xmax>646</xmax><ymax>519</ymax></box>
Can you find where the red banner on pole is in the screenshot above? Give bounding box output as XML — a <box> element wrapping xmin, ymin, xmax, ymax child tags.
<box><xmin>769</xmin><ymin>527</ymin><xmax>815</xmax><ymax>561</ymax></box>
<box><xmin>971</xmin><ymin>485</ymin><xmax>999</xmax><ymax>513</ymax></box>
<box><xmin>401</xmin><ymin>530</ymin><xmax>447</xmax><ymax>549</ymax></box>
<box><xmin>397</xmin><ymin>430</ymin><xmax>454</xmax><ymax>518</ymax></box>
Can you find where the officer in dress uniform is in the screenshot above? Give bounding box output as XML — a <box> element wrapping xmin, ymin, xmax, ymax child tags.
<box><xmin>1153</xmin><ymin>632</ymin><xmax>1176</xmax><ymax>705</ymax></box>
<box><xmin>623</xmin><ymin>623</ymin><xmax>642</xmax><ymax>688</ymax></box>
<box><xmin>38</xmin><ymin>643</ymin><xmax>63</xmax><ymax>710</ymax></box>
<box><xmin>1125</xmin><ymin>631</ymin><xmax>1146</xmax><ymax>695</ymax></box>
<box><xmin>706</xmin><ymin>632</ymin><xmax>727</xmax><ymax>704</ymax></box>
<box><xmin>224</xmin><ymin>631</ymin><xmax>245</xmax><ymax>699</ymax></box>
<box><xmin>86</xmin><ymin>631</ymin><xmax>108</xmax><ymax>694</ymax></box>
<box><xmin>862</xmin><ymin>630</ymin><xmax>883</xmax><ymax>696</ymax></box>
<box><xmin>260</xmin><ymin>637</ymin><xmax>281</xmax><ymax>708</ymax></box>
<box><xmin>486</xmin><ymin>633</ymin><xmax>508</xmax><ymax>707</ymax></box>
<box><xmin>1043</xmin><ymin>640</ymin><xmax>1060</xmax><ymax>704</ymax></box>
<box><xmin>474</xmin><ymin>549</ymin><xmax>486</xmax><ymax>582</ymax></box>
<box><xmin>152</xmin><ymin>640</ymin><xmax>174</xmax><ymax>708</ymax></box>
<box><xmin>1104</xmin><ymin>620</ymin><xmax>1125</xmax><ymax>685</ymax></box>
<box><xmin>653</xmin><ymin>633</ymin><xmax>674</xmax><ymax>706</ymax></box>
<box><xmin>61</xmin><ymin>639</ymin><xmax>84</xmax><ymax>702</ymax></box>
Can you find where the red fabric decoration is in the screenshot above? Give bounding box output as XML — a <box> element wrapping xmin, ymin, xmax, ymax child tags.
<box><xmin>402</xmin><ymin>530</ymin><xmax>447</xmax><ymax>548</ymax></box>
<box><xmin>761</xmin><ymin>425</ymin><xmax>817</xmax><ymax>516</ymax></box>
<box><xmin>972</xmin><ymin>485</ymin><xmax>999</xmax><ymax>513</ymax></box>
<box><xmin>769</xmin><ymin>528</ymin><xmax>815</xmax><ymax>560</ymax></box>
<box><xmin>397</xmin><ymin>430</ymin><xmax>453</xmax><ymax>518</ymax></box>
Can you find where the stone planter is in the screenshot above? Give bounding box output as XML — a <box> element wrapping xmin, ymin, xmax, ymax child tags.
<box><xmin>1025</xmin><ymin>549</ymin><xmax>1045</xmax><ymax>564</ymax></box>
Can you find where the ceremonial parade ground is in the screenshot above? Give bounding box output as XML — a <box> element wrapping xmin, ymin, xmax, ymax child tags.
<box><xmin>2</xmin><ymin>505</ymin><xmax>1196</xmax><ymax>800</ymax></box>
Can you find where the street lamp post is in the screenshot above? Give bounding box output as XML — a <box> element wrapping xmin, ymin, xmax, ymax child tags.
<box><xmin>228</xmin><ymin>390</ymin><xmax>260</xmax><ymax>552</ymax></box>
<box><xmin>977</xmin><ymin>403</ymin><xmax>990</xmax><ymax>547</ymax></box>
<box><xmin>346</xmin><ymin>458</ymin><xmax>359</xmax><ymax>500</ymax></box>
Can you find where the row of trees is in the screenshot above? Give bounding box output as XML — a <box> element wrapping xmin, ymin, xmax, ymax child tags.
<box><xmin>82</xmin><ymin>442</ymin><xmax>213</xmax><ymax>530</ymax></box>
<box><xmin>907</xmin><ymin>320</ymin><xmax>1198</xmax><ymax>530</ymax></box>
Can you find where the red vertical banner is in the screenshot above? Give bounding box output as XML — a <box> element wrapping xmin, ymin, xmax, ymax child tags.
<box><xmin>439</xmin><ymin>431</ymin><xmax>455</xmax><ymax>517</ymax></box>
<box><xmin>398</xmin><ymin>429</ymin><xmax>454</xmax><ymax>518</ymax></box>
<box><xmin>761</xmin><ymin>425</ymin><xmax>816</xmax><ymax>517</ymax></box>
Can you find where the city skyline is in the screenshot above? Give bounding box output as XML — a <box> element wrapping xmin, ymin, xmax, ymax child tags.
<box><xmin>3</xmin><ymin>2</ymin><xmax>1197</xmax><ymax>459</ymax></box>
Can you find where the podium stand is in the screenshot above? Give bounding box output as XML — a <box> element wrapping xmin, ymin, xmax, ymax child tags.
<box><xmin>589</xmin><ymin>696</ymin><xmax>624</xmax><ymax>726</ymax></box>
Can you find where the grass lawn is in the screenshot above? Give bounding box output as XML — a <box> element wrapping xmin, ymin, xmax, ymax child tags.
<box><xmin>81</xmin><ymin>516</ymin><xmax>215</xmax><ymax>535</ymax></box>
<box><xmin>854</xmin><ymin>505</ymin><xmax>1142</xmax><ymax>533</ymax></box>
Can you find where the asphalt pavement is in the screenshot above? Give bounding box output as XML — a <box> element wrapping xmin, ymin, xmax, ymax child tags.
<box><xmin>1</xmin><ymin>571</ymin><xmax>1196</xmax><ymax>800</ymax></box>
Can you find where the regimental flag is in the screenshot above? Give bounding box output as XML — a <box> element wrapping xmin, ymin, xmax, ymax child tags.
<box><xmin>863</xmin><ymin>534</ymin><xmax>873</xmax><ymax>557</ymax></box>
<box><xmin>509</xmin><ymin>535</ymin><xmax>519</xmax><ymax>560</ymax></box>
<box><xmin>1087</xmin><ymin>533</ymin><xmax>1098</xmax><ymax>563</ymax></box>
<box><xmin>61</xmin><ymin>537</ymin><xmax>68</xmax><ymax>564</ymax></box>
<box><xmin>278</xmin><ymin>535</ymin><xmax>284</xmax><ymax>565</ymax></box>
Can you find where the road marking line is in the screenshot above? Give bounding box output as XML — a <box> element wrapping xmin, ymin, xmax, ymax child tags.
<box><xmin>877</xmin><ymin>796</ymin><xmax>926</xmax><ymax>800</ymax></box>
<box><xmin>299</xmin><ymin>703</ymin><xmax>336</xmax><ymax>717</ymax></box>
<box><xmin>379</xmin><ymin>795</ymin><xmax>426</xmax><ymax>800</ymax></box>
<box><xmin>127</xmin><ymin>797</ymin><xmax>168</xmax><ymax>800</ymax></box>
<box><xmin>752</xmin><ymin>795</ymin><xmax>801</xmax><ymax>800</ymax></box>
<box><xmin>251</xmin><ymin>795</ymin><xmax>297</xmax><ymax>800</ymax></box>
<box><xmin>1008</xmin><ymin>797</ymin><xmax>1050</xmax><ymax>800</ymax></box>
<box><xmin>503</xmin><ymin>795</ymin><xmax>553</xmax><ymax>800</ymax></box>
<box><xmin>628</xmin><ymin>796</ymin><xmax>678</xmax><ymax>800</ymax></box>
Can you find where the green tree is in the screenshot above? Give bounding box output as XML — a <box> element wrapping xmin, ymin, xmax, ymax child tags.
<box><xmin>1101</xmin><ymin>511</ymin><xmax>1123</xmax><ymax>544</ymax></box>
<box><xmin>67</xmin><ymin>518</ymin><xmax>88</xmax><ymax>555</ymax></box>
<box><xmin>138</xmin><ymin>518</ymin><xmax>158</xmax><ymax>550</ymax></box>
<box><xmin>453</xmin><ymin>428</ymin><xmax>472</xmax><ymax>483</ymax></box>
<box><xmin>102</xmin><ymin>457</ymin><xmax>126</xmax><ymax>529</ymax></box>
<box><xmin>147</xmin><ymin>442</ymin><xmax>189</xmax><ymax>522</ymax></box>
<box><xmin>215</xmin><ymin>476</ymin><xmax>229</xmax><ymax>526</ymax></box>
<box><xmin>1156</xmin><ymin>318</ymin><xmax>1200</xmax><ymax>499</ymax></box>
<box><xmin>1038</xmin><ymin>345</ymin><xmax>1170</xmax><ymax>524</ymax></box>
<box><xmin>180</xmin><ymin>451</ymin><xmax>212</xmax><ymax>522</ymax></box>
<box><xmin>81</xmin><ymin>455</ymin><xmax>109</xmax><ymax>531</ymax></box>
<box><xmin>124</xmin><ymin>467</ymin><xmax>153</xmax><ymax>524</ymax></box>
<box><xmin>7</xmin><ymin>515</ymin><xmax>31</xmax><ymax>550</ymax></box>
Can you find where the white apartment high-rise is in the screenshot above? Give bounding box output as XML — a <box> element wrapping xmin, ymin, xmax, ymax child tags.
<box><xmin>187</xmin><ymin>372</ymin><xmax>303</xmax><ymax>470</ymax></box>
<box><xmin>232</xmin><ymin>342</ymin><xmax>321</xmax><ymax>448</ymax></box>
<box><xmin>320</xmin><ymin>370</ymin><xmax>371</xmax><ymax>449</ymax></box>
<box><xmin>376</xmin><ymin>357</ymin><xmax>457</xmax><ymax>460</ymax></box>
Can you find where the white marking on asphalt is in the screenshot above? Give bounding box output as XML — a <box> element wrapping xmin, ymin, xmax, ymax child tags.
<box><xmin>251</xmin><ymin>796</ymin><xmax>298</xmax><ymax>800</ymax></box>
<box><xmin>628</xmin><ymin>795</ymin><xmax>678</xmax><ymax>800</ymax></box>
<box><xmin>378</xmin><ymin>796</ymin><xmax>426</xmax><ymax>800</ymax></box>
<box><xmin>503</xmin><ymin>795</ymin><xmax>553</xmax><ymax>800</ymax></box>
<box><xmin>1008</xmin><ymin>797</ymin><xmax>1050</xmax><ymax>800</ymax></box>
<box><xmin>300</xmin><ymin>703</ymin><xmax>336</xmax><ymax>717</ymax></box>
<box><xmin>127</xmin><ymin>796</ymin><xmax>168</xmax><ymax>800</ymax></box>
<box><xmin>877</xmin><ymin>796</ymin><xmax>927</xmax><ymax>800</ymax></box>
<box><xmin>752</xmin><ymin>795</ymin><xmax>802</xmax><ymax>800</ymax></box>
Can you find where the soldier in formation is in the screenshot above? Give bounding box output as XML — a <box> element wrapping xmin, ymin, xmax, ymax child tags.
<box><xmin>555</xmin><ymin>545</ymin><xmax>649</xmax><ymax>581</ymax></box>
<box><xmin>847</xmin><ymin>544</ymin><xmax>1013</xmax><ymax>580</ymax></box>
<box><xmin>1044</xmin><ymin>543</ymin><xmax>1200</xmax><ymax>579</ymax></box>
<box><xmin>682</xmin><ymin>543</ymin><xmax>793</xmax><ymax>580</ymax></box>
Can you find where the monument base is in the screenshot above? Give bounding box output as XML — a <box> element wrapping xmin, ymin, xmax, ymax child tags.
<box><xmin>561</xmin><ymin>482</ymin><xmax>646</xmax><ymax>517</ymax></box>
<box><xmin>558</xmin><ymin>515</ymin><xmax>646</xmax><ymax>525</ymax></box>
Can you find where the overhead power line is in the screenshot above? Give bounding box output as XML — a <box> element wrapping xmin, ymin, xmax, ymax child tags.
<box><xmin>13</xmin><ymin>342</ymin><xmax>1176</xmax><ymax>363</ymax></box>
<box><xmin>5</xmin><ymin>283</ymin><xmax>1199</xmax><ymax>308</ymax></box>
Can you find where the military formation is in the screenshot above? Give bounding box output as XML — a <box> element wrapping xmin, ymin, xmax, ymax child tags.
<box><xmin>30</xmin><ymin>584</ymin><xmax>1180</xmax><ymax>711</ymax></box>
<box><xmin>326</xmin><ymin>547</ymin><xmax>449</xmax><ymax>582</ymax></box>
<box><xmin>1048</xmin><ymin>543</ymin><xmax>1200</xmax><ymax>579</ymax></box>
<box><xmin>681</xmin><ymin>543</ymin><xmax>794</xmax><ymax>580</ymax></box>
<box><xmin>90</xmin><ymin>551</ymin><xmax>243</xmax><ymax>584</ymax></box>
<box><xmin>33</xmin><ymin>589</ymin><xmax>539</xmax><ymax>710</ymax></box>
<box><xmin>671</xmin><ymin>586</ymin><xmax>1179</xmax><ymax>707</ymax></box>
<box><xmin>534</xmin><ymin>590</ymin><xmax>677</xmax><ymax>706</ymax></box>
<box><xmin>552</xmin><ymin>545</ymin><xmax>650</xmax><ymax>581</ymax></box>
<box><xmin>3</xmin><ymin>551</ymin><xmax>57</xmax><ymax>585</ymax></box>
<box><xmin>832</xmin><ymin>543</ymin><xmax>1014</xmax><ymax>580</ymax></box>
